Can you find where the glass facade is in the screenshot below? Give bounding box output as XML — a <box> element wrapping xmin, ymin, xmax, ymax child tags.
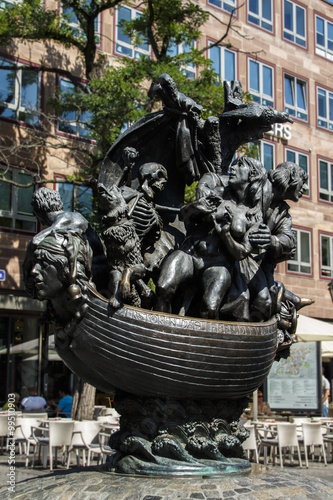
<box><xmin>0</xmin><ymin>310</ymin><xmax>73</xmax><ymax>407</ymax></box>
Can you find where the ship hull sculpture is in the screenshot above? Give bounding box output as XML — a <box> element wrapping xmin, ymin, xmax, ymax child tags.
<box><xmin>24</xmin><ymin>76</ymin><xmax>313</xmax><ymax>476</ymax></box>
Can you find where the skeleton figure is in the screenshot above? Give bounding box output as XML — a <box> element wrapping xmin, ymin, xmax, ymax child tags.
<box><xmin>99</xmin><ymin>157</ymin><xmax>168</xmax><ymax>307</ymax></box>
<box><xmin>98</xmin><ymin>184</ymin><xmax>152</xmax><ymax>308</ymax></box>
<box><xmin>121</xmin><ymin>162</ymin><xmax>168</xmax><ymax>271</ymax></box>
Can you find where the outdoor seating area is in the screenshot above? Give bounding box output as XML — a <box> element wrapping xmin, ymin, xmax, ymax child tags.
<box><xmin>0</xmin><ymin>406</ymin><xmax>119</xmax><ymax>472</ymax></box>
<box><xmin>249</xmin><ymin>417</ymin><xmax>333</xmax><ymax>468</ymax></box>
<box><xmin>1</xmin><ymin>409</ymin><xmax>333</xmax><ymax>474</ymax></box>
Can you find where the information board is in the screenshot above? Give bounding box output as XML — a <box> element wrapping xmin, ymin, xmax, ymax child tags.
<box><xmin>266</xmin><ymin>342</ymin><xmax>321</xmax><ymax>412</ymax></box>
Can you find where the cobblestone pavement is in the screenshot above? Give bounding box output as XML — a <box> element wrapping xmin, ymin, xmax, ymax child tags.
<box><xmin>1</xmin><ymin>453</ymin><xmax>333</xmax><ymax>499</ymax></box>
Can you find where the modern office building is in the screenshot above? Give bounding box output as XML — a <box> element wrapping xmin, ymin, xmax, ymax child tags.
<box><xmin>0</xmin><ymin>0</ymin><xmax>332</xmax><ymax>403</ymax></box>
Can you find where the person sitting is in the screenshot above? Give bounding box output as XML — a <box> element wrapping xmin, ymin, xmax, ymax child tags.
<box><xmin>49</xmin><ymin>383</ymin><xmax>73</xmax><ymax>418</ymax></box>
<box><xmin>2</xmin><ymin>393</ymin><xmax>20</xmax><ymax>411</ymax></box>
<box><xmin>20</xmin><ymin>386</ymin><xmax>47</xmax><ymax>412</ymax></box>
<box><xmin>257</xmin><ymin>390</ymin><xmax>272</xmax><ymax>416</ymax></box>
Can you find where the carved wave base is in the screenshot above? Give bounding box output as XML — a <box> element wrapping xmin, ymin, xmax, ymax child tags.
<box><xmin>106</xmin><ymin>392</ymin><xmax>252</xmax><ymax>476</ymax></box>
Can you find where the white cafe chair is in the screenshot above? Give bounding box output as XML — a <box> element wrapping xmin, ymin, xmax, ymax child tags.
<box><xmin>98</xmin><ymin>429</ymin><xmax>115</xmax><ymax>464</ymax></box>
<box><xmin>0</xmin><ymin>413</ymin><xmax>8</xmax><ymax>454</ymax></box>
<box><xmin>291</xmin><ymin>417</ymin><xmax>311</xmax><ymax>437</ymax></box>
<box><xmin>300</xmin><ymin>422</ymin><xmax>327</xmax><ymax>468</ymax></box>
<box><xmin>32</xmin><ymin>420</ymin><xmax>75</xmax><ymax>471</ymax></box>
<box><xmin>260</xmin><ymin>423</ymin><xmax>302</xmax><ymax>468</ymax></box>
<box><xmin>323</xmin><ymin>432</ymin><xmax>333</xmax><ymax>462</ymax></box>
<box><xmin>99</xmin><ymin>408</ymin><xmax>120</xmax><ymax>418</ymax></box>
<box><xmin>22</xmin><ymin>412</ymin><xmax>48</xmax><ymax>420</ymax></box>
<box><xmin>13</xmin><ymin>416</ymin><xmax>43</xmax><ymax>466</ymax></box>
<box><xmin>242</xmin><ymin>424</ymin><xmax>259</xmax><ymax>463</ymax></box>
<box><xmin>97</xmin><ymin>414</ymin><xmax>120</xmax><ymax>428</ymax></box>
<box><xmin>67</xmin><ymin>420</ymin><xmax>102</xmax><ymax>468</ymax></box>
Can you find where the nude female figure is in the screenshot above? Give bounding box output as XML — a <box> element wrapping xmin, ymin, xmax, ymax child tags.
<box><xmin>155</xmin><ymin>156</ymin><xmax>271</xmax><ymax>320</ymax></box>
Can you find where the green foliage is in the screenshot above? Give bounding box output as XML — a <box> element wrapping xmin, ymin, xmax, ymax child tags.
<box><xmin>237</xmin><ymin>141</ymin><xmax>260</xmax><ymax>159</ymax></box>
<box><xmin>0</xmin><ymin>0</ymin><xmax>82</xmax><ymax>49</ymax></box>
<box><xmin>184</xmin><ymin>182</ymin><xmax>197</xmax><ymax>204</ymax></box>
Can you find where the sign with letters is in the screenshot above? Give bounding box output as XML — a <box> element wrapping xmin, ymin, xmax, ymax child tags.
<box><xmin>267</xmin><ymin>123</ymin><xmax>292</xmax><ymax>140</ymax></box>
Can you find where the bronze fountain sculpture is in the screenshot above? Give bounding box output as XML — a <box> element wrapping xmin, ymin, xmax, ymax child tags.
<box><xmin>23</xmin><ymin>75</ymin><xmax>313</xmax><ymax>476</ymax></box>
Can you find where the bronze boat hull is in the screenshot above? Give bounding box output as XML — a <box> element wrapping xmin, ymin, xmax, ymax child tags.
<box><xmin>56</xmin><ymin>286</ymin><xmax>278</xmax><ymax>399</ymax></box>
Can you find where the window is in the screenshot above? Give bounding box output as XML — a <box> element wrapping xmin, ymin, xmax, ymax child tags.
<box><xmin>248</xmin><ymin>0</ymin><xmax>273</xmax><ymax>32</ymax></box>
<box><xmin>261</xmin><ymin>141</ymin><xmax>274</xmax><ymax>171</ymax></box>
<box><xmin>58</xmin><ymin>182</ymin><xmax>93</xmax><ymax>218</ymax></box>
<box><xmin>283</xmin><ymin>0</ymin><xmax>306</xmax><ymax>48</ymax></box>
<box><xmin>209</xmin><ymin>45</ymin><xmax>236</xmax><ymax>82</ymax></box>
<box><xmin>61</xmin><ymin>5</ymin><xmax>101</xmax><ymax>41</ymax></box>
<box><xmin>315</xmin><ymin>15</ymin><xmax>333</xmax><ymax>62</ymax></box>
<box><xmin>249</xmin><ymin>59</ymin><xmax>274</xmax><ymax>107</ymax></box>
<box><xmin>57</xmin><ymin>79</ymin><xmax>92</xmax><ymax>139</ymax></box>
<box><xmin>285</xmin><ymin>149</ymin><xmax>309</xmax><ymax>196</ymax></box>
<box><xmin>317</xmin><ymin>86</ymin><xmax>333</xmax><ymax>131</ymax></box>
<box><xmin>0</xmin><ymin>58</ymin><xmax>40</xmax><ymax>125</ymax></box>
<box><xmin>115</xmin><ymin>5</ymin><xmax>149</xmax><ymax>59</ymax></box>
<box><xmin>208</xmin><ymin>0</ymin><xmax>236</xmax><ymax>12</ymax></box>
<box><xmin>0</xmin><ymin>0</ymin><xmax>18</xmax><ymax>8</ymax></box>
<box><xmin>284</xmin><ymin>74</ymin><xmax>307</xmax><ymax>121</ymax></box>
<box><xmin>320</xmin><ymin>233</ymin><xmax>333</xmax><ymax>278</ymax></box>
<box><xmin>319</xmin><ymin>159</ymin><xmax>333</xmax><ymax>203</ymax></box>
<box><xmin>249</xmin><ymin>140</ymin><xmax>274</xmax><ymax>171</ymax></box>
<box><xmin>0</xmin><ymin>168</ymin><xmax>36</xmax><ymax>232</ymax></box>
<box><xmin>287</xmin><ymin>228</ymin><xmax>311</xmax><ymax>275</ymax></box>
<box><xmin>254</xmin><ymin>141</ymin><xmax>274</xmax><ymax>171</ymax></box>
<box><xmin>167</xmin><ymin>41</ymin><xmax>196</xmax><ymax>79</ymax></box>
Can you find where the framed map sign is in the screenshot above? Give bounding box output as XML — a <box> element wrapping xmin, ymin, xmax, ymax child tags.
<box><xmin>266</xmin><ymin>342</ymin><xmax>321</xmax><ymax>412</ymax></box>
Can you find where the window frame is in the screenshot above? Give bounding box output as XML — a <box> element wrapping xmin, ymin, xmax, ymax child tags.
<box><xmin>248</xmin><ymin>57</ymin><xmax>275</xmax><ymax>107</ymax></box>
<box><xmin>320</xmin><ymin>231</ymin><xmax>333</xmax><ymax>280</ymax></box>
<box><xmin>114</xmin><ymin>5</ymin><xmax>150</xmax><ymax>59</ymax></box>
<box><xmin>315</xmin><ymin>12</ymin><xmax>333</xmax><ymax>62</ymax></box>
<box><xmin>282</xmin><ymin>0</ymin><xmax>307</xmax><ymax>50</ymax></box>
<box><xmin>247</xmin><ymin>0</ymin><xmax>274</xmax><ymax>34</ymax></box>
<box><xmin>283</xmin><ymin>72</ymin><xmax>308</xmax><ymax>123</ymax></box>
<box><xmin>60</xmin><ymin>4</ymin><xmax>102</xmax><ymax>50</ymax></box>
<box><xmin>208</xmin><ymin>41</ymin><xmax>237</xmax><ymax>83</ymax></box>
<box><xmin>56</xmin><ymin>77</ymin><xmax>93</xmax><ymax>141</ymax></box>
<box><xmin>0</xmin><ymin>167</ymin><xmax>37</xmax><ymax>234</ymax></box>
<box><xmin>167</xmin><ymin>40</ymin><xmax>197</xmax><ymax>80</ymax></box>
<box><xmin>284</xmin><ymin>146</ymin><xmax>310</xmax><ymax>198</ymax></box>
<box><xmin>0</xmin><ymin>56</ymin><xmax>42</xmax><ymax>126</ymax></box>
<box><xmin>317</xmin><ymin>84</ymin><xmax>333</xmax><ymax>133</ymax></box>
<box><xmin>54</xmin><ymin>175</ymin><xmax>94</xmax><ymax>218</ymax></box>
<box><xmin>207</xmin><ymin>0</ymin><xmax>237</xmax><ymax>14</ymax></box>
<box><xmin>255</xmin><ymin>139</ymin><xmax>275</xmax><ymax>172</ymax></box>
<box><xmin>286</xmin><ymin>226</ymin><xmax>312</xmax><ymax>277</ymax></box>
<box><xmin>318</xmin><ymin>156</ymin><xmax>333</xmax><ymax>205</ymax></box>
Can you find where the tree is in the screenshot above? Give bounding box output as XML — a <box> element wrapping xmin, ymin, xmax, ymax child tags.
<box><xmin>0</xmin><ymin>0</ymin><xmax>259</xmax><ymax>198</ymax></box>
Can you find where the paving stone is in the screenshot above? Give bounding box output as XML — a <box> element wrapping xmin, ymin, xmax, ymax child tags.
<box><xmin>142</xmin><ymin>497</ymin><xmax>163</xmax><ymax>500</ymax></box>
<box><xmin>1</xmin><ymin>462</ymin><xmax>333</xmax><ymax>500</ymax></box>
